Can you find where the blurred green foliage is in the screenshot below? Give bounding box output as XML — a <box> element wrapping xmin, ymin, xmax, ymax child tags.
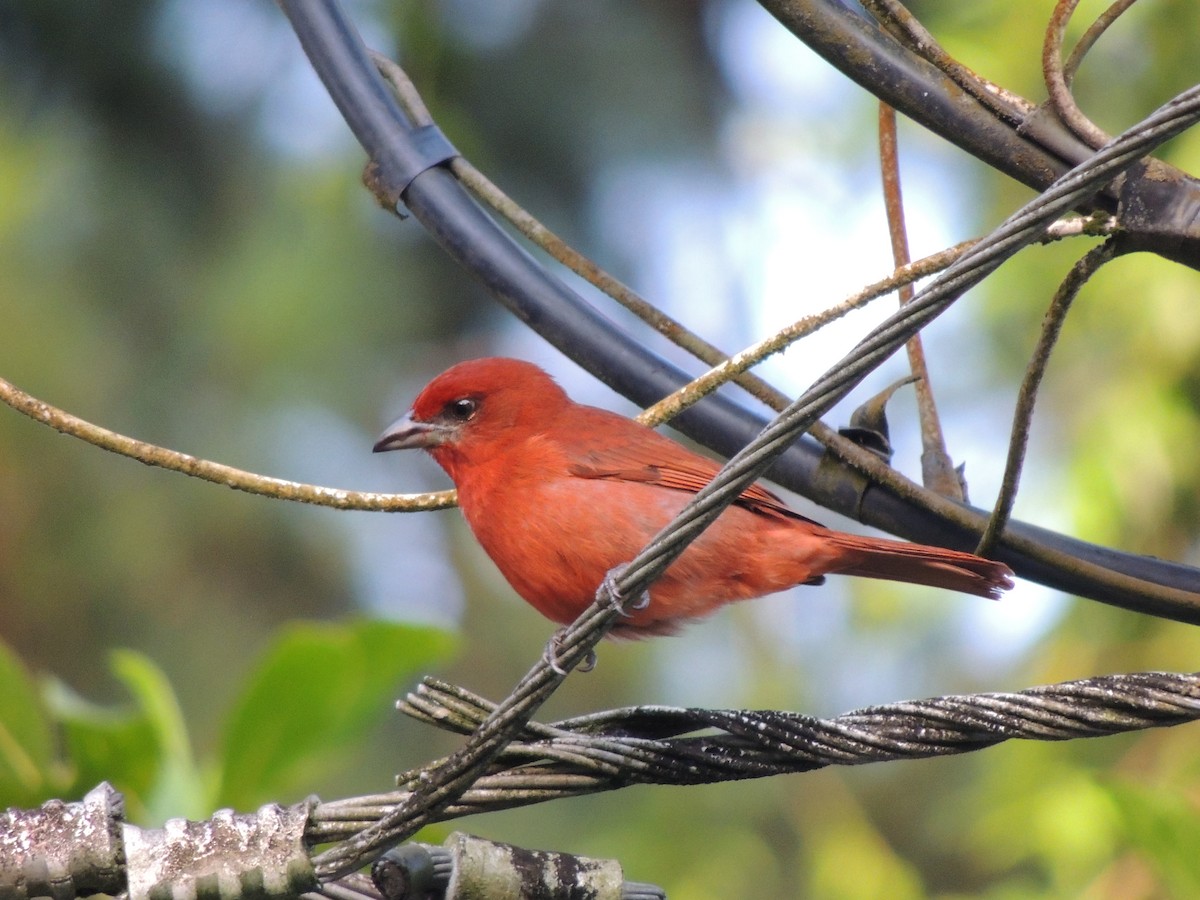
<box><xmin>1</xmin><ymin>620</ymin><xmax>453</xmax><ymax>821</ymax></box>
<box><xmin>1</xmin><ymin>1</ymin><xmax>1199</xmax><ymax>897</ymax></box>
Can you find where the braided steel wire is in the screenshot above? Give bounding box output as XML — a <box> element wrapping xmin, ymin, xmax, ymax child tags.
<box><xmin>307</xmin><ymin>671</ymin><xmax>1200</xmax><ymax>841</ymax></box>
<box><xmin>308</xmin><ymin>81</ymin><xmax>1200</xmax><ymax>875</ymax></box>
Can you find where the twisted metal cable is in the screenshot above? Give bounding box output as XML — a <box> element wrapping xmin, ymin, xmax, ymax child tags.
<box><xmin>310</xmin><ymin>594</ymin><xmax>626</xmax><ymax>878</ymax></box>
<box><xmin>306</xmin><ymin>670</ymin><xmax>1200</xmax><ymax>841</ymax></box>
<box><xmin>283</xmin><ymin>1</ymin><xmax>1200</xmax><ymax>875</ymax></box>
<box><xmin>307</xmin><ymin>876</ymin><xmax>380</xmax><ymax>900</ymax></box>
<box><xmin>280</xmin><ymin>0</ymin><xmax>1200</xmax><ymax>613</ymax></box>
<box><xmin>611</xmin><ymin>81</ymin><xmax>1200</xmax><ymax>611</ymax></box>
<box><xmin>308</xmin><ymin>82</ymin><xmax>1200</xmax><ymax>876</ymax></box>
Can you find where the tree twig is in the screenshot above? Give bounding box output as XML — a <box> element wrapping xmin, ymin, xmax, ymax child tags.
<box><xmin>977</xmin><ymin>238</ymin><xmax>1123</xmax><ymax>555</ymax></box>
<box><xmin>878</xmin><ymin>101</ymin><xmax>964</xmax><ymax>499</ymax></box>
<box><xmin>1044</xmin><ymin>0</ymin><xmax>1115</xmax><ymax>149</ymax></box>
<box><xmin>0</xmin><ymin>375</ymin><xmax>455</xmax><ymax>512</ymax></box>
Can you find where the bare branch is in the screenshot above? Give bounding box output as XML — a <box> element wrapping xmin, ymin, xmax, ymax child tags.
<box><xmin>977</xmin><ymin>239</ymin><xmax>1123</xmax><ymax>555</ymax></box>
<box><xmin>1044</xmin><ymin>0</ymin><xmax>1117</xmax><ymax>149</ymax></box>
<box><xmin>0</xmin><ymin>375</ymin><xmax>455</xmax><ymax>512</ymax></box>
<box><xmin>878</xmin><ymin>101</ymin><xmax>965</xmax><ymax>499</ymax></box>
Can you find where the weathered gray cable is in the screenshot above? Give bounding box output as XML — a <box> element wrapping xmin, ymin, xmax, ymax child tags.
<box><xmin>306</xmin><ymin>670</ymin><xmax>1200</xmax><ymax>841</ymax></box>
<box><xmin>310</xmin><ymin>84</ymin><xmax>1200</xmax><ymax>875</ymax></box>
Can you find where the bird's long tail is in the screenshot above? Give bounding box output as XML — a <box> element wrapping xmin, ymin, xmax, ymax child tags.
<box><xmin>822</xmin><ymin>533</ymin><xmax>1014</xmax><ymax>599</ymax></box>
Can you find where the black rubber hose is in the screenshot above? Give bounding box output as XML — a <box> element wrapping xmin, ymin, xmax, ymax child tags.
<box><xmin>277</xmin><ymin>0</ymin><xmax>1200</xmax><ymax>620</ymax></box>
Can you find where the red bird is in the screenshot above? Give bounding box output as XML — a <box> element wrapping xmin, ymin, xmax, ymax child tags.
<box><xmin>374</xmin><ymin>358</ymin><xmax>1014</xmax><ymax>637</ymax></box>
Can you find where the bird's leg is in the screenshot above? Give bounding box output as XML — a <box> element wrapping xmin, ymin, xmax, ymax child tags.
<box><xmin>539</xmin><ymin>564</ymin><xmax>650</xmax><ymax>673</ymax></box>
<box><xmin>542</xmin><ymin>628</ymin><xmax>597</xmax><ymax>674</ymax></box>
<box><xmin>598</xmin><ymin>564</ymin><xmax>651</xmax><ymax>616</ymax></box>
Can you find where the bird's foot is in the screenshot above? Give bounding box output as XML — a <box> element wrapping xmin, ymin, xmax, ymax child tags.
<box><xmin>599</xmin><ymin>564</ymin><xmax>651</xmax><ymax>616</ymax></box>
<box><xmin>542</xmin><ymin>629</ymin><xmax>597</xmax><ymax>675</ymax></box>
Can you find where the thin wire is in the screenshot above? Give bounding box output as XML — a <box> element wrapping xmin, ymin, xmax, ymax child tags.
<box><xmin>976</xmin><ymin>239</ymin><xmax>1123</xmax><ymax>556</ymax></box>
<box><xmin>310</xmin><ymin>86</ymin><xmax>1200</xmax><ymax>871</ymax></box>
<box><xmin>311</xmin><ymin>596</ymin><xmax>623</xmax><ymax>878</ymax></box>
<box><xmin>1064</xmin><ymin>0</ymin><xmax>1140</xmax><ymax>84</ymax></box>
<box><xmin>617</xmin><ymin>80</ymin><xmax>1200</xmax><ymax>603</ymax></box>
<box><xmin>862</xmin><ymin>0</ymin><xmax>1036</xmax><ymax>128</ymax></box>
<box><xmin>878</xmin><ymin>100</ymin><xmax>962</xmax><ymax>499</ymax></box>
<box><xmin>1044</xmin><ymin>0</ymin><xmax>1115</xmax><ymax>149</ymax></box>
<box><xmin>367</xmin><ymin>12</ymin><xmax>1196</xmax><ymax>619</ymax></box>
<box><xmin>284</xmin><ymin>1</ymin><xmax>1200</xmax><ymax>614</ymax></box>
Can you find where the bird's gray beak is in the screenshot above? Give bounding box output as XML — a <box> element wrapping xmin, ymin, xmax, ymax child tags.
<box><xmin>372</xmin><ymin>412</ymin><xmax>453</xmax><ymax>453</ymax></box>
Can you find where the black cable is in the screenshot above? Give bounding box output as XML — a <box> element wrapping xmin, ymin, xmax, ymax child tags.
<box><xmin>276</xmin><ymin>0</ymin><xmax>1200</xmax><ymax>615</ymax></box>
<box><xmin>757</xmin><ymin>0</ymin><xmax>1098</xmax><ymax>193</ymax></box>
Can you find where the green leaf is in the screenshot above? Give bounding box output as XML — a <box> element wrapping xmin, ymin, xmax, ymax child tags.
<box><xmin>109</xmin><ymin>651</ymin><xmax>207</xmax><ymax>821</ymax></box>
<box><xmin>1107</xmin><ymin>779</ymin><xmax>1200</xmax><ymax>897</ymax></box>
<box><xmin>44</xmin><ymin>676</ymin><xmax>160</xmax><ymax>821</ymax></box>
<box><xmin>0</xmin><ymin>636</ymin><xmax>56</xmax><ymax>805</ymax></box>
<box><xmin>45</xmin><ymin>653</ymin><xmax>205</xmax><ymax>823</ymax></box>
<box><xmin>215</xmin><ymin>619</ymin><xmax>455</xmax><ymax>809</ymax></box>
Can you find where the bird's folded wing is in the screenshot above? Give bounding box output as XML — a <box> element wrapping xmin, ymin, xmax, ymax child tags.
<box><xmin>565</xmin><ymin>436</ymin><xmax>823</xmax><ymax>526</ymax></box>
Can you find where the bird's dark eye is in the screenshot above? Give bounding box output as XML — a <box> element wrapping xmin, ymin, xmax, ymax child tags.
<box><xmin>445</xmin><ymin>397</ymin><xmax>479</xmax><ymax>422</ymax></box>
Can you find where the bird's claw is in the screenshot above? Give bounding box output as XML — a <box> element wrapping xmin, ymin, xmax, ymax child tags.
<box><xmin>599</xmin><ymin>564</ymin><xmax>651</xmax><ymax>616</ymax></box>
<box><xmin>542</xmin><ymin>629</ymin><xmax>597</xmax><ymax>674</ymax></box>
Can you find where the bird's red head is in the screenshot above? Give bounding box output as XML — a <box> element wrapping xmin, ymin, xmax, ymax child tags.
<box><xmin>373</xmin><ymin>358</ymin><xmax>569</xmax><ymax>478</ymax></box>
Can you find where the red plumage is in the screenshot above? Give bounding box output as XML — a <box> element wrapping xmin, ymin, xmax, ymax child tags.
<box><xmin>375</xmin><ymin>358</ymin><xmax>1014</xmax><ymax>637</ymax></box>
